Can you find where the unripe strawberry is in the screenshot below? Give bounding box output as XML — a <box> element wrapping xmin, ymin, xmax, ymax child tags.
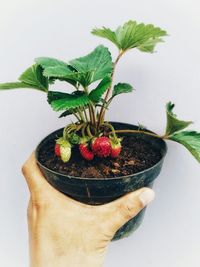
<box><xmin>55</xmin><ymin>137</ymin><xmax>71</xmax><ymax>163</ymax></box>
<box><xmin>110</xmin><ymin>137</ymin><xmax>122</xmax><ymax>158</ymax></box>
<box><xmin>79</xmin><ymin>143</ymin><xmax>94</xmax><ymax>161</ymax></box>
<box><xmin>60</xmin><ymin>145</ymin><xmax>71</xmax><ymax>163</ymax></box>
<box><xmin>110</xmin><ymin>142</ymin><xmax>122</xmax><ymax>158</ymax></box>
<box><xmin>69</xmin><ymin>133</ymin><xmax>80</xmax><ymax>145</ymax></box>
<box><xmin>91</xmin><ymin>136</ymin><xmax>111</xmax><ymax>158</ymax></box>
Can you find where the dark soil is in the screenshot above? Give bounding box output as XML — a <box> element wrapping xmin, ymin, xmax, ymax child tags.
<box><xmin>38</xmin><ymin>134</ymin><xmax>162</xmax><ymax>178</ymax></box>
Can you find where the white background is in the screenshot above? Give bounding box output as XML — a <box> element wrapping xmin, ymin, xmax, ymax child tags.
<box><xmin>0</xmin><ymin>0</ymin><xmax>200</xmax><ymax>266</ymax></box>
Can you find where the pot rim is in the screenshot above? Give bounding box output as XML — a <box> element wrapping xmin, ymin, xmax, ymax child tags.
<box><xmin>35</xmin><ymin>121</ymin><xmax>167</xmax><ymax>181</ymax></box>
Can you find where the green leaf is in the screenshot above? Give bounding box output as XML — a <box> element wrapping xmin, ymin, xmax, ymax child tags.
<box><xmin>138</xmin><ymin>38</ymin><xmax>164</xmax><ymax>53</ymax></box>
<box><xmin>165</xmin><ymin>102</ymin><xmax>193</xmax><ymax>136</ymax></box>
<box><xmin>35</xmin><ymin>57</ymin><xmax>69</xmax><ymax>69</ymax></box>
<box><xmin>36</xmin><ymin>47</ymin><xmax>113</xmax><ymax>87</ymax></box>
<box><xmin>36</xmin><ymin>57</ymin><xmax>79</xmax><ymax>87</ymax></box>
<box><xmin>112</xmin><ymin>83</ymin><xmax>134</xmax><ymax>97</ymax></box>
<box><xmin>0</xmin><ymin>65</ymin><xmax>49</xmax><ymax>92</ymax></box>
<box><xmin>0</xmin><ymin>82</ymin><xmax>40</xmax><ymax>90</ymax></box>
<box><xmin>89</xmin><ymin>76</ymin><xmax>112</xmax><ymax>103</ymax></box>
<box><xmin>92</xmin><ymin>20</ymin><xmax>167</xmax><ymax>52</ymax></box>
<box><xmin>91</xmin><ymin>27</ymin><xmax>120</xmax><ymax>48</ymax></box>
<box><xmin>69</xmin><ymin>45</ymin><xmax>113</xmax><ymax>83</ymax></box>
<box><xmin>42</xmin><ymin>65</ymin><xmax>94</xmax><ymax>87</ymax></box>
<box><xmin>59</xmin><ymin>109</ymin><xmax>77</xmax><ymax>118</ymax></box>
<box><xmin>35</xmin><ymin>57</ymin><xmax>74</xmax><ymax>80</ymax></box>
<box><xmin>42</xmin><ymin>65</ymin><xmax>75</xmax><ymax>78</ymax></box>
<box><xmin>48</xmin><ymin>91</ymin><xmax>89</xmax><ymax>111</ymax></box>
<box><xmin>169</xmin><ymin>131</ymin><xmax>200</xmax><ymax>163</ymax></box>
<box><xmin>19</xmin><ymin>64</ymin><xmax>48</xmax><ymax>91</ymax></box>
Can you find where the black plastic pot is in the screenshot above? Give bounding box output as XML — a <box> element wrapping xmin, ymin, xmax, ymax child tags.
<box><xmin>36</xmin><ymin>122</ymin><xmax>167</xmax><ymax>240</ymax></box>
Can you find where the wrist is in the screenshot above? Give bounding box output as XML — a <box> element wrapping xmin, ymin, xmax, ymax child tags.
<box><xmin>30</xmin><ymin>244</ymin><xmax>105</xmax><ymax>267</ymax></box>
<box><xmin>29</xmin><ymin>226</ymin><xmax>106</xmax><ymax>267</ymax></box>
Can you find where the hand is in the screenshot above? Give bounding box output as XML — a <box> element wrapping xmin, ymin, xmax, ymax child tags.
<box><xmin>22</xmin><ymin>152</ymin><xmax>155</xmax><ymax>267</ymax></box>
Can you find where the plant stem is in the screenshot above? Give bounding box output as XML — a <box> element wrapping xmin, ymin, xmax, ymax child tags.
<box><xmin>86</xmin><ymin>124</ymin><xmax>93</xmax><ymax>138</ymax></box>
<box><xmin>63</xmin><ymin>127</ymin><xmax>68</xmax><ymax>140</ymax></box>
<box><xmin>74</xmin><ymin>112</ymin><xmax>81</xmax><ymax>121</ymax></box>
<box><xmin>102</xmin><ymin>122</ymin><xmax>117</xmax><ymax>138</ymax></box>
<box><xmin>81</xmin><ymin>123</ymin><xmax>87</xmax><ymax>138</ymax></box>
<box><xmin>83</xmin><ymin>108</ymin><xmax>89</xmax><ymax>122</ymax></box>
<box><xmin>90</xmin><ymin>102</ymin><xmax>97</xmax><ymax>127</ymax></box>
<box><xmin>108</xmin><ymin>129</ymin><xmax>165</xmax><ymax>139</ymax></box>
<box><xmin>87</xmin><ymin>105</ymin><xmax>94</xmax><ymax>126</ymax></box>
<box><xmin>77</xmin><ymin>108</ymin><xmax>85</xmax><ymax>122</ymax></box>
<box><xmin>84</xmin><ymin>86</ymin><xmax>96</xmax><ymax>127</ymax></box>
<box><xmin>98</xmin><ymin>50</ymin><xmax>124</xmax><ymax>127</ymax></box>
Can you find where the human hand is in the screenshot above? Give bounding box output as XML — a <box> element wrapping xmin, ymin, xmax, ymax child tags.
<box><xmin>22</xmin><ymin>152</ymin><xmax>155</xmax><ymax>267</ymax></box>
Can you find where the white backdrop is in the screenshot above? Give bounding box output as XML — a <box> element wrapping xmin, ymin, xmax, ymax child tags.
<box><xmin>0</xmin><ymin>0</ymin><xmax>200</xmax><ymax>266</ymax></box>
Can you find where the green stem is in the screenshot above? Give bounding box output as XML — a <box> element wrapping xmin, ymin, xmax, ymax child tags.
<box><xmin>102</xmin><ymin>122</ymin><xmax>117</xmax><ymax>139</ymax></box>
<box><xmin>88</xmin><ymin>105</ymin><xmax>94</xmax><ymax>125</ymax></box>
<box><xmin>77</xmin><ymin>108</ymin><xmax>85</xmax><ymax>122</ymax></box>
<box><xmin>81</xmin><ymin>123</ymin><xmax>87</xmax><ymax>138</ymax></box>
<box><xmin>63</xmin><ymin>126</ymin><xmax>69</xmax><ymax>140</ymax></box>
<box><xmin>74</xmin><ymin>112</ymin><xmax>81</xmax><ymax>121</ymax></box>
<box><xmin>86</xmin><ymin>124</ymin><xmax>93</xmax><ymax>138</ymax></box>
<box><xmin>84</xmin><ymin>86</ymin><xmax>96</xmax><ymax>127</ymax></box>
<box><xmin>108</xmin><ymin>129</ymin><xmax>165</xmax><ymax>139</ymax></box>
<box><xmin>90</xmin><ymin>102</ymin><xmax>96</xmax><ymax>127</ymax></box>
<box><xmin>83</xmin><ymin>108</ymin><xmax>89</xmax><ymax>122</ymax></box>
<box><xmin>98</xmin><ymin>50</ymin><xmax>124</xmax><ymax>127</ymax></box>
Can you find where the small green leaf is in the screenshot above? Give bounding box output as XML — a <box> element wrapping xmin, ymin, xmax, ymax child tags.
<box><xmin>36</xmin><ymin>57</ymin><xmax>73</xmax><ymax>79</ymax></box>
<box><xmin>42</xmin><ymin>66</ymin><xmax>75</xmax><ymax>78</ymax></box>
<box><xmin>59</xmin><ymin>109</ymin><xmax>77</xmax><ymax>118</ymax></box>
<box><xmin>35</xmin><ymin>57</ymin><xmax>69</xmax><ymax>69</ymax></box>
<box><xmin>48</xmin><ymin>91</ymin><xmax>89</xmax><ymax>111</ymax></box>
<box><xmin>112</xmin><ymin>83</ymin><xmax>134</xmax><ymax>97</ymax></box>
<box><xmin>43</xmin><ymin>66</ymin><xmax>94</xmax><ymax>87</ymax></box>
<box><xmin>36</xmin><ymin>57</ymin><xmax>79</xmax><ymax>87</ymax></box>
<box><xmin>138</xmin><ymin>38</ymin><xmax>163</xmax><ymax>53</ymax></box>
<box><xmin>89</xmin><ymin>76</ymin><xmax>112</xmax><ymax>103</ymax></box>
<box><xmin>91</xmin><ymin>27</ymin><xmax>120</xmax><ymax>48</ymax></box>
<box><xmin>165</xmin><ymin>102</ymin><xmax>193</xmax><ymax>136</ymax></box>
<box><xmin>69</xmin><ymin>45</ymin><xmax>113</xmax><ymax>83</ymax></box>
<box><xmin>19</xmin><ymin>64</ymin><xmax>49</xmax><ymax>91</ymax></box>
<box><xmin>0</xmin><ymin>65</ymin><xmax>49</xmax><ymax>92</ymax></box>
<box><xmin>92</xmin><ymin>20</ymin><xmax>167</xmax><ymax>53</ymax></box>
<box><xmin>169</xmin><ymin>131</ymin><xmax>200</xmax><ymax>163</ymax></box>
<box><xmin>0</xmin><ymin>82</ymin><xmax>39</xmax><ymax>90</ymax></box>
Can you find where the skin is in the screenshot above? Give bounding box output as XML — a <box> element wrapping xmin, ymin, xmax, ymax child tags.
<box><xmin>22</xmin><ymin>152</ymin><xmax>155</xmax><ymax>267</ymax></box>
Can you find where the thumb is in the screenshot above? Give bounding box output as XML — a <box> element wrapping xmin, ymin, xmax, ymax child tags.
<box><xmin>101</xmin><ymin>188</ymin><xmax>155</xmax><ymax>233</ymax></box>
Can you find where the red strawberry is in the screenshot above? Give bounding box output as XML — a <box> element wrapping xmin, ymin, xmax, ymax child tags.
<box><xmin>110</xmin><ymin>137</ymin><xmax>122</xmax><ymax>158</ymax></box>
<box><xmin>79</xmin><ymin>143</ymin><xmax>94</xmax><ymax>161</ymax></box>
<box><xmin>91</xmin><ymin>136</ymin><xmax>111</xmax><ymax>158</ymax></box>
<box><xmin>55</xmin><ymin>143</ymin><xmax>61</xmax><ymax>156</ymax></box>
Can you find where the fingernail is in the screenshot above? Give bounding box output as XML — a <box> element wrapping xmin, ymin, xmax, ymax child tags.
<box><xmin>139</xmin><ymin>190</ymin><xmax>155</xmax><ymax>206</ymax></box>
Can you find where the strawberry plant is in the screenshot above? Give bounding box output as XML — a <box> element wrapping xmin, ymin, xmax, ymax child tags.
<box><xmin>0</xmin><ymin>20</ymin><xmax>200</xmax><ymax>164</ymax></box>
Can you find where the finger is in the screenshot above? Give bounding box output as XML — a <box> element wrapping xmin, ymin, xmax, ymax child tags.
<box><xmin>22</xmin><ymin>152</ymin><xmax>51</xmax><ymax>194</ymax></box>
<box><xmin>101</xmin><ymin>188</ymin><xmax>155</xmax><ymax>233</ymax></box>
